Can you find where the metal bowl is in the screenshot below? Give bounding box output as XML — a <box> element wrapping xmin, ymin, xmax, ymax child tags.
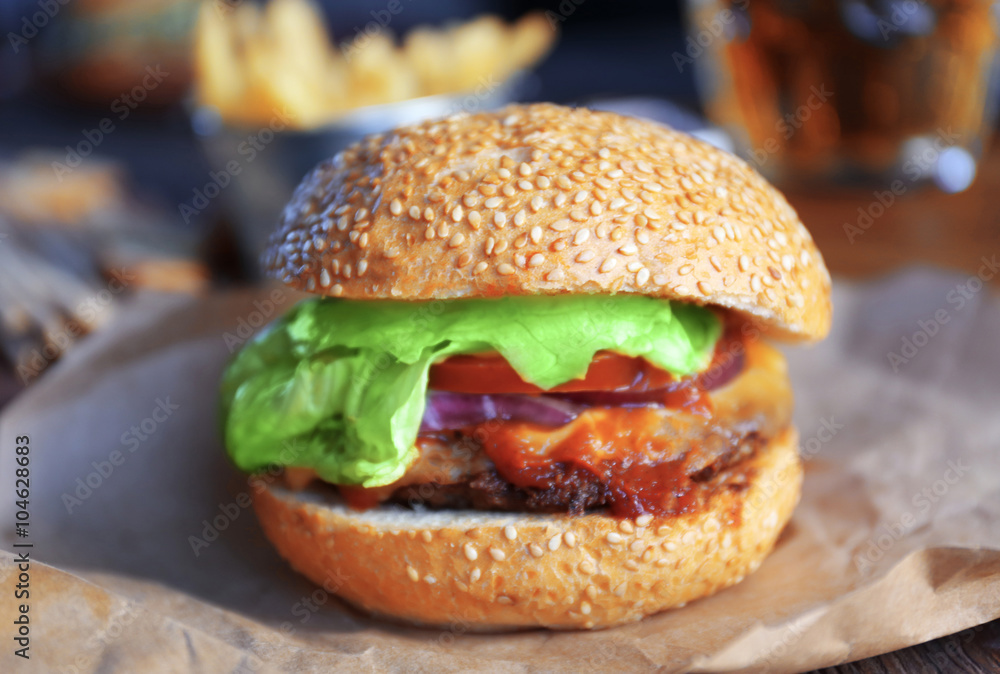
<box><xmin>191</xmin><ymin>78</ymin><xmax>524</xmax><ymax>273</ymax></box>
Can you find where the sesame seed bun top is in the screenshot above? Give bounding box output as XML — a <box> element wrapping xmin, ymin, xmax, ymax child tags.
<box><xmin>263</xmin><ymin>103</ymin><xmax>831</xmax><ymax>341</ymax></box>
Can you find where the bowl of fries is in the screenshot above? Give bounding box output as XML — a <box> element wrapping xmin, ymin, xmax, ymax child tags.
<box><xmin>189</xmin><ymin>0</ymin><xmax>556</xmax><ymax>268</ymax></box>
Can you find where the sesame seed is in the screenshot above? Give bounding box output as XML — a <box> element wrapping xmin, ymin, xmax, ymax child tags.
<box><xmin>585</xmin><ymin>585</ymin><xmax>597</xmax><ymax>601</ymax></box>
<box><xmin>554</xmin><ymin>192</ymin><xmax>568</xmax><ymax>207</ymax></box>
<box><xmin>619</xmin><ymin>520</ymin><xmax>634</xmax><ymax>534</ymax></box>
<box><xmin>569</xmin><ymin>209</ymin><xmax>588</xmax><ymax>222</ymax></box>
<box><xmin>636</xmin><ymin>268</ymin><xmax>650</xmax><ymax>286</ymax></box>
<box><xmin>530</xmin><ymin>226</ymin><xmax>543</xmax><ymax>244</ymax></box>
<box><xmin>494</xmin><ymin>212</ymin><xmax>507</xmax><ymax>228</ymax></box>
<box><xmin>573</xmin><ymin>230</ymin><xmax>589</xmax><ymax>245</ymax></box>
<box><xmin>768</xmin><ymin>266</ymin><xmax>782</xmax><ymax>280</ymax></box>
<box><xmin>556</xmin><ymin>176</ymin><xmax>572</xmax><ymax>190</ymax></box>
<box><xmin>497</xmin><ymin>263</ymin><xmax>515</xmax><ymax>276</ymax></box>
<box><xmin>536</xmin><ymin>176</ymin><xmax>551</xmax><ymax>189</ymax></box>
<box><xmin>529</xmin><ymin>544</ymin><xmax>544</xmax><ymax>558</ymax></box>
<box><xmin>451</xmin><ymin>205</ymin><xmax>464</xmax><ymax>222</ymax></box>
<box><xmin>636</xmin><ymin>514</ymin><xmax>653</xmax><ymax>527</ymax></box>
<box><xmin>548</xmin><ymin>535</ymin><xmax>562</xmax><ymax>552</ymax></box>
<box><xmin>490</xmin><ymin>548</ymin><xmax>506</xmax><ymax>561</ymax></box>
<box><xmin>599</xmin><ymin>257</ymin><xmax>618</xmax><ymax>273</ymax></box>
<box><xmin>590</xmin><ymin>202</ymin><xmax>603</xmax><ymax>216</ymax></box>
<box><xmin>550</xmin><ymin>219</ymin><xmax>571</xmax><ymax>232</ymax></box>
<box><xmin>305</xmin><ymin>276</ymin><xmax>316</xmax><ymax>292</ymax></box>
<box><xmin>514</xmin><ymin>234</ymin><xmax>528</xmax><ymax>249</ymax></box>
<box><xmin>421</xmin><ymin>531</ymin><xmax>432</xmax><ymax>543</ymax></box>
<box><xmin>530</xmin><ymin>196</ymin><xmax>544</xmax><ymax>212</ymax></box>
<box><xmin>497</xmin><ymin>596</ymin><xmax>513</xmax><ymax>605</ymax></box>
<box><xmin>545</xmin><ymin>269</ymin><xmax>564</xmax><ymax>281</ymax></box>
<box><xmin>424</xmin><ymin>226</ymin><xmax>435</xmax><ymax>240</ymax></box>
<box><xmin>624</xmin><ymin>560</ymin><xmax>639</xmax><ymax>571</ymax></box>
<box><xmin>564</xmin><ymin>532</ymin><xmax>576</xmax><ymax>548</ymax></box>
<box><xmin>518</xmin><ymin>179</ymin><xmax>533</xmax><ymax>191</ymax></box>
<box><xmin>319</xmin><ymin>269</ymin><xmax>332</xmax><ymax>288</ymax></box>
<box><xmin>580</xmin><ymin>560</ymin><xmax>596</xmax><ymax>574</ymax></box>
<box><xmin>610</xmin><ymin>198</ymin><xmax>625</xmax><ymax>210</ymax></box>
<box><xmin>468</xmin><ymin>210</ymin><xmax>482</xmax><ymax>229</ymax></box>
<box><xmin>580</xmin><ymin>601</ymin><xmax>592</xmax><ymax>615</ymax></box>
<box><xmin>337</xmin><ymin>216</ymin><xmax>350</xmax><ymax>231</ymax></box>
<box><xmin>528</xmin><ymin>253</ymin><xmax>545</xmax><ymax>267</ymax></box>
<box><xmin>606</xmin><ymin>532</ymin><xmax>623</xmax><ymax>544</ymax></box>
<box><xmin>504</xmin><ymin>525</ymin><xmax>517</xmax><ymax>541</ymax></box>
<box><xmin>463</xmin><ymin>193</ymin><xmax>478</xmax><ymax>208</ymax></box>
<box><xmin>494</xmin><ymin>240</ymin><xmax>509</xmax><ymax>254</ymax></box>
<box><xmin>498</xmin><ymin>168</ymin><xmax>511</xmax><ymax>179</ymax></box>
<box><xmin>463</xmin><ymin>543</ymin><xmax>478</xmax><ymax>561</ymax></box>
<box><xmin>678</xmin><ymin>264</ymin><xmax>694</xmax><ymax>275</ymax></box>
<box><xmin>390</xmin><ymin>199</ymin><xmax>403</xmax><ymax>215</ymax></box>
<box><xmin>618</xmin><ymin>243</ymin><xmax>638</xmax><ymax>255</ymax></box>
<box><xmin>613</xmin><ymin>582</ymin><xmax>628</xmax><ymax>597</ymax></box>
<box><xmin>697</xmin><ymin>281</ymin><xmax>712</xmax><ymax>295</ymax></box>
<box><xmin>424</xmin><ymin>575</ymin><xmax>436</xmax><ymax>584</ymax></box>
<box><xmin>448</xmin><ymin>232</ymin><xmax>466</xmax><ymax>248</ymax></box>
<box><xmin>406</xmin><ymin>566</ymin><xmax>419</xmax><ymax>582</ymax></box>
<box><xmin>518</xmin><ymin>162</ymin><xmax>533</xmax><ymax>176</ymax></box>
<box><xmin>629</xmin><ymin>539</ymin><xmax>644</xmax><ymax>553</ymax></box>
<box><xmin>502</xmin><ymin>184</ymin><xmax>515</xmax><ymax>197</ymax></box>
<box><xmin>331</xmin><ymin>283</ymin><xmax>344</xmax><ymax>297</ymax></box>
<box><xmin>457</xmin><ymin>252</ymin><xmax>472</xmax><ymax>267</ymax></box>
<box><xmin>485</xmin><ymin>237</ymin><xmax>495</xmax><ymax>255</ymax></box>
<box><xmin>473</xmin><ymin>261</ymin><xmax>488</xmax><ymax>275</ymax></box>
<box><xmin>576</xmin><ymin>250</ymin><xmax>596</xmax><ymax>263</ymax></box>
<box><xmin>484</xmin><ymin>197</ymin><xmax>502</xmax><ymax>209</ymax></box>
<box><xmin>750</xmin><ymin>274</ymin><xmax>762</xmax><ymax>292</ymax></box>
<box><xmin>636</xmin><ymin>160</ymin><xmax>653</xmax><ymax>173</ymax></box>
<box><xmin>607</xmin><ymin>169</ymin><xmax>624</xmax><ymax>178</ymax></box>
<box><xmin>574</xmin><ymin>190</ymin><xmax>588</xmax><ymax>204</ymax></box>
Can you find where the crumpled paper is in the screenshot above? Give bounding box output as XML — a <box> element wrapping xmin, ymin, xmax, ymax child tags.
<box><xmin>1</xmin><ymin>268</ymin><xmax>998</xmax><ymax>673</ymax></box>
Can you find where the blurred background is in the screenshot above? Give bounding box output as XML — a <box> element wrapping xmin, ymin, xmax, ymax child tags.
<box><xmin>2</xmin><ymin>0</ymin><xmax>1000</xmax><ymax>404</ymax></box>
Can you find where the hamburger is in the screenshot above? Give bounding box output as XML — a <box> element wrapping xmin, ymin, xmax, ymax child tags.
<box><xmin>219</xmin><ymin>103</ymin><xmax>831</xmax><ymax>629</ymax></box>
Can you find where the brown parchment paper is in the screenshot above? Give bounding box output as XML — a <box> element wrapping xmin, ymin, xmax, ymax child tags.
<box><xmin>1</xmin><ymin>268</ymin><xmax>999</xmax><ymax>673</ymax></box>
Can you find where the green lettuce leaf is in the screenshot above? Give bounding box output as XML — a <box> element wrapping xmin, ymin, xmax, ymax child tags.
<box><xmin>219</xmin><ymin>295</ymin><xmax>721</xmax><ymax>487</ymax></box>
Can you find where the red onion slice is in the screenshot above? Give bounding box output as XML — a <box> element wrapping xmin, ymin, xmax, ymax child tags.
<box><xmin>420</xmin><ymin>392</ymin><xmax>582</xmax><ymax>433</ymax></box>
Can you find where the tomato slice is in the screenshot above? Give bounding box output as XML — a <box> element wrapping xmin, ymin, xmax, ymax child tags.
<box><xmin>428</xmin><ymin>351</ymin><xmax>678</xmax><ymax>394</ymax></box>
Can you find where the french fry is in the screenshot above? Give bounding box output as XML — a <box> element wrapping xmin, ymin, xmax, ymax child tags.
<box><xmin>193</xmin><ymin>2</ymin><xmax>246</xmax><ymax>120</ymax></box>
<box><xmin>449</xmin><ymin>15</ymin><xmax>508</xmax><ymax>93</ymax></box>
<box><xmin>403</xmin><ymin>27</ymin><xmax>454</xmax><ymax>96</ymax></box>
<box><xmin>509</xmin><ymin>12</ymin><xmax>557</xmax><ymax>71</ymax></box>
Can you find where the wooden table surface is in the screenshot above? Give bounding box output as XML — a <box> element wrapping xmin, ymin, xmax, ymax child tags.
<box><xmin>783</xmin><ymin>147</ymin><xmax>1000</xmax><ymax>672</ymax></box>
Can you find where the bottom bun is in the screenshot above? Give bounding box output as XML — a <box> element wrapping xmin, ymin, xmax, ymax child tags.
<box><xmin>253</xmin><ymin>426</ymin><xmax>802</xmax><ymax>630</ymax></box>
